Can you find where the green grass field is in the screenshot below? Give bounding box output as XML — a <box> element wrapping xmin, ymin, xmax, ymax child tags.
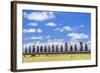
<box><xmin>23</xmin><ymin>53</ymin><xmax>91</xmax><ymax>63</ymax></box>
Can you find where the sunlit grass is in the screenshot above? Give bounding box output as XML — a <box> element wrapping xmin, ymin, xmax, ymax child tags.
<box><xmin>23</xmin><ymin>53</ymin><xmax>91</xmax><ymax>63</ymax></box>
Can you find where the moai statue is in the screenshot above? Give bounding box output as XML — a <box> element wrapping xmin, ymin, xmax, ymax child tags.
<box><xmin>31</xmin><ymin>45</ymin><xmax>35</xmax><ymax>57</ymax></box>
<box><xmin>65</xmin><ymin>42</ymin><xmax>68</xmax><ymax>52</ymax></box>
<box><xmin>32</xmin><ymin>45</ymin><xmax>35</xmax><ymax>53</ymax></box>
<box><xmin>70</xmin><ymin>45</ymin><xmax>73</xmax><ymax>51</ymax></box>
<box><xmin>85</xmin><ymin>43</ymin><xmax>88</xmax><ymax>51</ymax></box>
<box><xmin>80</xmin><ymin>42</ymin><xmax>83</xmax><ymax>51</ymax></box>
<box><xmin>74</xmin><ymin>44</ymin><xmax>77</xmax><ymax>51</ymax></box>
<box><xmin>37</xmin><ymin>46</ymin><xmax>39</xmax><ymax>53</ymax></box>
<box><xmin>40</xmin><ymin>45</ymin><xmax>43</xmax><ymax>52</ymax></box>
<box><xmin>52</xmin><ymin>45</ymin><xmax>55</xmax><ymax>52</ymax></box>
<box><xmin>29</xmin><ymin>46</ymin><xmax>31</xmax><ymax>54</ymax></box>
<box><xmin>60</xmin><ymin>45</ymin><xmax>63</xmax><ymax>52</ymax></box>
<box><xmin>48</xmin><ymin>45</ymin><xmax>51</xmax><ymax>52</ymax></box>
<box><xmin>56</xmin><ymin>45</ymin><xmax>59</xmax><ymax>53</ymax></box>
<box><xmin>25</xmin><ymin>47</ymin><xmax>28</xmax><ymax>54</ymax></box>
<box><xmin>44</xmin><ymin>45</ymin><xmax>47</xmax><ymax>52</ymax></box>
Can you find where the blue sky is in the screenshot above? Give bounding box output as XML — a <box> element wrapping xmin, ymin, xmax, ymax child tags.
<box><xmin>23</xmin><ymin>10</ymin><xmax>91</xmax><ymax>44</ymax></box>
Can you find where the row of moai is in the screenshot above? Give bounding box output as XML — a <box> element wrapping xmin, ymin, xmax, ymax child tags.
<box><xmin>23</xmin><ymin>42</ymin><xmax>90</xmax><ymax>54</ymax></box>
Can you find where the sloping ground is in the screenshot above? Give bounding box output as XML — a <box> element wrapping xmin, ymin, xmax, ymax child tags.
<box><xmin>23</xmin><ymin>53</ymin><xmax>91</xmax><ymax>63</ymax></box>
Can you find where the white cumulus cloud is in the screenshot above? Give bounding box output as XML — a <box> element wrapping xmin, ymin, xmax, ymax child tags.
<box><xmin>54</xmin><ymin>39</ymin><xmax>65</xmax><ymax>42</ymax></box>
<box><xmin>80</xmin><ymin>25</ymin><xmax>84</xmax><ymax>28</ymax></box>
<box><xmin>37</xmin><ymin>28</ymin><xmax>42</xmax><ymax>33</ymax></box>
<box><xmin>23</xmin><ymin>28</ymin><xmax>36</xmax><ymax>33</ymax></box>
<box><xmin>55</xmin><ymin>26</ymin><xmax>72</xmax><ymax>32</ymax></box>
<box><xmin>31</xmin><ymin>36</ymin><xmax>43</xmax><ymax>40</ymax></box>
<box><xmin>59</xmin><ymin>29</ymin><xmax>64</xmax><ymax>32</ymax></box>
<box><xmin>46</xmin><ymin>22</ymin><xmax>56</xmax><ymax>27</ymax></box>
<box><xmin>55</xmin><ymin>28</ymin><xmax>60</xmax><ymax>31</ymax></box>
<box><xmin>28</xmin><ymin>22</ymin><xmax>38</xmax><ymax>26</ymax></box>
<box><xmin>63</xmin><ymin>26</ymin><xmax>72</xmax><ymax>31</ymax></box>
<box><xmin>68</xmin><ymin>32</ymin><xmax>88</xmax><ymax>40</ymax></box>
<box><xmin>24</xmin><ymin>36</ymin><xmax>43</xmax><ymax>42</ymax></box>
<box><xmin>24</xmin><ymin>12</ymin><xmax>55</xmax><ymax>21</ymax></box>
<box><xmin>23</xmin><ymin>12</ymin><xmax>28</xmax><ymax>17</ymax></box>
<box><xmin>46</xmin><ymin>35</ymin><xmax>50</xmax><ymax>38</ymax></box>
<box><xmin>23</xmin><ymin>28</ymin><xmax>42</xmax><ymax>33</ymax></box>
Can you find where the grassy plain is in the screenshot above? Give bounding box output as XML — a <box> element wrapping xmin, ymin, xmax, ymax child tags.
<box><xmin>23</xmin><ymin>53</ymin><xmax>91</xmax><ymax>63</ymax></box>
